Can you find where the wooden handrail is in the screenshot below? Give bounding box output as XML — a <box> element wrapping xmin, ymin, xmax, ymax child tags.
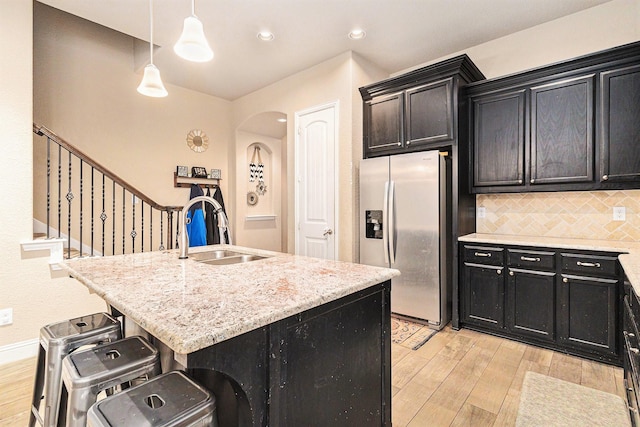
<box><xmin>33</xmin><ymin>123</ymin><xmax>182</xmax><ymax>212</ymax></box>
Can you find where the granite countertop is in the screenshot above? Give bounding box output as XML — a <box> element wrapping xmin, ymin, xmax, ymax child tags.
<box><xmin>59</xmin><ymin>245</ymin><xmax>399</xmax><ymax>355</ymax></box>
<box><xmin>459</xmin><ymin>233</ymin><xmax>640</xmax><ymax>295</ymax></box>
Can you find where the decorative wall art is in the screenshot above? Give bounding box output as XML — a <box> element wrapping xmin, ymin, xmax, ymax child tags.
<box><xmin>249</xmin><ymin>146</ymin><xmax>265</xmax><ymax>183</ymax></box>
<box><xmin>186</xmin><ymin>129</ymin><xmax>209</xmax><ymax>153</ymax></box>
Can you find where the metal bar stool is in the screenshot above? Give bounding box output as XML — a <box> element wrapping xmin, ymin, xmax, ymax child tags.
<box><xmin>87</xmin><ymin>370</ymin><xmax>218</xmax><ymax>427</ymax></box>
<box><xmin>58</xmin><ymin>335</ymin><xmax>161</xmax><ymax>427</ymax></box>
<box><xmin>29</xmin><ymin>312</ymin><xmax>122</xmax><ymax>427</ymax></box>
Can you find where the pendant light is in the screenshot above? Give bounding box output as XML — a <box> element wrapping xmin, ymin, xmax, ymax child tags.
<box><xmin>137</xmin><ymin>0</ymin><xmax>168</xmax><ymax>97</ymax></box>
<box><xmin>174</xmin><ymin>0</ymin><xmax>213</xmax><ymax>62</ymax></box>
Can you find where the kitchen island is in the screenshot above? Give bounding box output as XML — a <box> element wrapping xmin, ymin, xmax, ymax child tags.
<box><xmin>59</xmin><ymin>245</ymin><xmax>399</xmax><ymax>427</ymax></box>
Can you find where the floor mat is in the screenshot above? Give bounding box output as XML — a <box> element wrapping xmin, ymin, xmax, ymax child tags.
<box><xmin>391</xmin><ymin>317</ymin><xmax>437</xmax><ymax>350</ymax></box>
<box><xmin>516</xmin><ymin>371</ymin><xmax>631</xmax><ymax>427</ymax></box>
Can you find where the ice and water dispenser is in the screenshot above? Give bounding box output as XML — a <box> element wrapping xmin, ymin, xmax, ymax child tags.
<box><xmin>365</xmin><ymin>210</ymin><xmax>383</xmax><ymax>239</ymax></box>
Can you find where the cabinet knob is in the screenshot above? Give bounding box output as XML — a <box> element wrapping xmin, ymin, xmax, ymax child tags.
<box><xmin>563</xmin><ymin>278</ymin><xmax>569</xmax><ymax>283</ymax></box>
<box><xmin>509</xmin><ymin>270</ymin><xmax>514</xmax><ymax>276</ymax></box>
<box><xmin>497</xmin><ymin>269</ymin><xmax>502</xmax><ymax>275</ymax></box>
<box><xmin>602</xmin><ymin>175</ymin><xmax>609</xmax><ymax>181</ymax></box>
<box><xmin>530</xmin><ymin>179</ymin><xmax>535</xmax><ymax>184</ymax></box>
<box><xmin>397</xmin><ymin>142</ymin><xmax>402</xmax><ymax>146</ymax></box>
<box><xmin>406</xmin><ymin>141</ymin><xmax>411</xmax><ymax>146</ymax></box>
<box><xmin>518</xmin><ymin>179</ymin><xmax>523</xmax><ymax>184</ymax></box>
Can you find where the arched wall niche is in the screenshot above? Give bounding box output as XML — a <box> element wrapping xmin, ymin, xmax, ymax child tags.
<box><xmin>234</xmin><ymin>111</ymin><xmax>286</xmax><ymax>252</ymax></box>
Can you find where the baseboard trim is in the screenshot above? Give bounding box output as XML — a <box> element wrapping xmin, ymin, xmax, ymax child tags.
<box><xmin>0</xmin><ymin>338</ymin><xmax>39</xmax><ymax>366</ymax></box>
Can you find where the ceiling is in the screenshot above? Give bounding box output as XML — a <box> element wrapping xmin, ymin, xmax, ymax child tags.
<box><xmin>37</xmin><ymin>0</ymin><xmax>613</xmax><ymax>101</ymax></box>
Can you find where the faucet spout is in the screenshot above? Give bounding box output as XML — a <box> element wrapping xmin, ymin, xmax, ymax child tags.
<box><xmin>179</xmin><ymin>195</ymin><xmax>231</xmax><ymax>259</ymax></box>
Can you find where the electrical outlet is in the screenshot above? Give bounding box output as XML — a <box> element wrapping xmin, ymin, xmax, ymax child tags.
<box><xmin>0</xmin><ymin>308</ymin><xmax>12</xmax><ymax>326</ymax></box>
<box><xmin>477</xmin><ymin>207</ymin><xmax>486</xmax><ymax>219</ymax></box>
<box><xmin>613</xmin><ymin>206</ymin><xmax>626</xmax><ymax>221</ymax></box>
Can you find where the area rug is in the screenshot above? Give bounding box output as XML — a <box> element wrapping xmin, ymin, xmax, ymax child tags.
<box><xmin>516</xmin><ymin>371</ymin><xmax>631</xmax><ymax>427</ymax></box>
<box><xmin>390</xmin><ymin>317</ymin><xmax>437</xmax><ymax>350</ymax></box>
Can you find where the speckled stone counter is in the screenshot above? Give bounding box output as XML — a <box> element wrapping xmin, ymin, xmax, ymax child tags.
<box><xmin>459</xmin><ymin>233</ymin><xmax>640</xmax><ymax>296</ymax></box>
<box><xmin>59</xmin><ymin>245</ymin><xmax>399</xmax><ymax>355</ymax></box>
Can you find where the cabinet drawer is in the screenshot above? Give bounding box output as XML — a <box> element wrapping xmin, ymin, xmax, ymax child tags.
<box><xmin>561</xmin><ymin>253</ymin><xmax>618</xmax><ymax>277</ymax></box>
<box><xmin>507</xmin><ymin>249</ymin><xmax>555</xmax><ymax>270</ymax></box>
<box><xmin>463</xmin><ymin>245</ymin><xmax>504</xmax><ymax>266</ymax></box>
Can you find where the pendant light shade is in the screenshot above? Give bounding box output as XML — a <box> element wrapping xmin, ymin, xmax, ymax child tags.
<box><xmin>174</xmin><ymin>1</ymin><xmax>213</xmax><ymax>62</ymax></box>
<box><xmin>137</xmin><ymin>64</ymin><xmax>168</xmax><ymax>97</ymax></box>
<box><xmin>138</xmin><ymin>0</ymin><xmax>168</xmax><ymax>97</ymax></box>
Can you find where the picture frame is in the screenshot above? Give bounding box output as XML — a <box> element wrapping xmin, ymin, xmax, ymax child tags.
<box><xmin>210</xmin><ymin>169</ymin><xmax>222</xmax><ymax>179</ymax></box>
<box><xmin>176</xmin><ymin>165</ymin><xmax>188</xmax><ymax>177</ymax></box>
<box><xmin>191</xmin><ymin>166</ymin><xmax>208</xmax><ymax>178</ymax></box>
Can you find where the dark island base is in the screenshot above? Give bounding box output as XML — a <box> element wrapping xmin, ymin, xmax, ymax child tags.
<box><xmin>185</xmin><ymin>280</ymin><xmax>392</xmax><ymax>427</ymax></box>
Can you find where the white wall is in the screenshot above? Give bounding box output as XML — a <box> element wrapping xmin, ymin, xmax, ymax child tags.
<box><xmin>231</xmin><ymin>51</ymin><xmax>388</xmax><ymax>261</ymax></box>
<box><xmin>0</xmin><ymin>1</ymin><xmax>107</xmax><ymax>359</ymax></box>
<box><xmin>34</xmin><ymin>3</ymin><xmax>233</xmax><ymax>210</ymax></box>
<box><xmin>234</xmin><ymin>131</ymin><xmax>282</xmax><ymax>252</ymax></box>
<box><xmin>395</xmin><ymin>0</ymin><xmax>640</xmax><ymax>80</ymax></box>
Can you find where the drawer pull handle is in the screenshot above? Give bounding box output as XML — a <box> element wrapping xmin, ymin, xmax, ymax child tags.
<box><xmin>474</xmin><ymin>252</ymin><xmax>491</xmax><ymax>257</ymax></box>
<box><xmin>576</xmin><ymin>261</ymin><xmax>601</xmax><ymax>268</ymax></box>
<box><xmin>631</xmin><ymin>333</ymin><xmax>636</xmax><ymax>338</ymax></box>
<box><xmin>520</xmin><ymin>256</ymin><xmax>541</xmax><ymax>262</ymax></box>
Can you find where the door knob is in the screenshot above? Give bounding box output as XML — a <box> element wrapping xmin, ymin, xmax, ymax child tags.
<box><xmin>323</xmin><ymin>228</ymin><xmax>333</xmax><ymax>236</ymax></box>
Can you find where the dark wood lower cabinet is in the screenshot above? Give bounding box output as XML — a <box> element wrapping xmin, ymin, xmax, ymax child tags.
<box><xmin>461</xmin><ymin>263</ymin><xmax>504</xmax><ymax>330</ymax></box>
<box><xmin>506</xmin><ymin>268</ymin><xmax>556</xmax><ymax>342</ymax></box>
<box><xmin>558</xmin><ymin>274</ymin><xmax>619</xmax><ymax>357</ymax></box>
<box><xmin>460</xmin><ymin>243</ymin><xmax>622</xmax><ymax>366</ymax></box>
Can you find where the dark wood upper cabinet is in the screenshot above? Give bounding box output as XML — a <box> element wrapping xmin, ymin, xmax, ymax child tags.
<box><xmin>472</xmin><ymin>90</ymin><xmax>525</xmax><ymax>187</ymax></box>
<box><xmin>360</xmin><ymin>55</ymin><xmax>484</xmax><ymax>159</ymax></box>
<box><xmin>530</xmin><ymin>75</ymin><xmax>594</xmax><ymax>185</ymax></box>
<box><xmin>600</xmin><ymin>64</ymin><xmax>640</xmax><ymax>183</ymax></box>
<box><xmin>405</xmin><ymin>78</ymin><xmax>454</xmax><ymax>147</ymax></box>
<box><xmin>364</xmin><ymin>92</ymin><xmax>404</xmax><ymax>155</ymax></box>
<box><xmin>465</xmin><ymin>41</ymin><xmax>640</xmax><ymax>193</ymax></box>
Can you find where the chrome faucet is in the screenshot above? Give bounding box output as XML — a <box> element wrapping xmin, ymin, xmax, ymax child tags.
<box><xmin>179</xmin><ymin>195</ymin><xmax>231</xmax><ymax>259</ymax></box>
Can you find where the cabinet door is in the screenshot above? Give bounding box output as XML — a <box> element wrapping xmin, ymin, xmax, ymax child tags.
<box><xmin>558</xmin><ymin>274</ymin><xmax>619</xmax><ymax>357</ymax></box>
<box><xmin>472</xmin><ymin>90</ymin><xmax>525</xmax><ymax>187</ymax></box>
<box><xmin>462</xmin><ymin>262</ymin><xmax>504</xmax><ymax>330</ymax></box>
<box><xmin>405</xmin><ymin>78</ymin><xmax>454</xmax><ymax>148</ymax></box>
<box><xmin>364</xmin><ymin>92</ymin><xmax>403</xmax><ymax>157</ymax></box>
<box><xmin>530</xmin><ymin>75</ymin><xmax>594</xmax><ymax>185</ymax></box>
<box><xmin>506</xmin><ymin>268</ymin><xmax>556</xmax><ymax>342</ymax></box>
<box><xmin>600</xmin><ymin>64</ymin><xmax>640</xmax><ymax>182</ymax></box>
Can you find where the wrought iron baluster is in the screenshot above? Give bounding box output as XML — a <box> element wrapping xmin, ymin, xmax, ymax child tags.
<box><xmin>58</xmin><ymin>144</ymin><xmax>62</xmax><ymax>239</ymax></box>
<box><xmin>158</xmin><ymin>211</ymin><xmax>162</xmax><ymax>251</ymax></box>
<box><xmin>167</xmin><ymin>210</ymin><xmax>174</xmax><ymax>250</ymax></box>
<box><xmin>90</xmin><ymin>166</ymin><xmax>94</xmax><ymax>257</ymax></box>
<box><xmin>79</xmin><ymin>159</ymin><xmax>83</xmax><ymax>257</ymax></box>
<box><xmin>122</xmin><ymin>188</ymin><xmax>126</xmax><ymax>254</ymax></box>
<box><xmin>112</xmin><ymin>181</ymin><xmax>115</xmax><ymax>256</ymax></box>
<box><xmin>46</xmin><ymin>137</ymin><xmax>51</xmax><ymax>239</ymax></box>
<box><xmin>67</xmin><ymin>151</ymin><xmax>73</xmax><ymax>259</ymax></box>
<box><xmin>101</xmin><ymin>174</ymin><xmax>106</xmax><ymax>256</ymax></box>
<box><xmin>141</xmin><ymin>201</ymin><xmax>145</xmax><ymax>253</ymax></box>
<box><xmin>148</xmin><ymin>204</ymin><xmax>152</xmax><ymax>252</ymax></box>
<box><xmin>131</xmin><ymin>194</ymin><xmax>137</xmax><ymax>253</ymax></box>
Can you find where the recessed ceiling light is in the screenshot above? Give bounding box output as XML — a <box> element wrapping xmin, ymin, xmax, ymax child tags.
<box><xmin>257</xmin><ymin>31</ymin><xmax>275</xmax><ymax>41</ymax></box>
<box><xmin>348</xmin><ymin>29</ymin><xmax>366</xmax><ymax>40</ymax></box>
<box><xmin>277</xmin><ymin>118</ymin><xmax>287</xmax><ymax>123</ymax></box>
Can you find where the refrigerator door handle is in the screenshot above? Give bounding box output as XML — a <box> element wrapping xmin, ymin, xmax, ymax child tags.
<box><xmin>383</xmin><ymin>180</ymin><xmax>390</xmax><ymax>264</ymax></box>
<box><xmin>388</xmin><ymin>180</ymin><xmax>396</xmax><ymax>264</ymax></box>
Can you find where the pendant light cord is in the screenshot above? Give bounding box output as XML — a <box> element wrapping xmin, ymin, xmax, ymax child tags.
<box><xmin>149</xmin><ymin>0</ymin><xmax>154</xmax><ymax>65</ymax></box>
<box><xmin>191</xmin><ymin>0</ymin><xmax>196</xmax><ymax>17</ymax></box>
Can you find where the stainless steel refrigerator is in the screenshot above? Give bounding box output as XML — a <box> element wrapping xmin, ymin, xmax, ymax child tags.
<box><xmin>359</xmin><ymin>150</ymin><xmax>450</xmax><ymax>328</ymax></box>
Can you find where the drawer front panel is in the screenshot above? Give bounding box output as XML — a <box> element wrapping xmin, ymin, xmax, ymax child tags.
<box><xmin>463</xmin><ymin>245</ymin><xmax>504</xmax><ymax>266</ymax></box>
<box><xmin>561</xmin><ymin>253</ymin><xmax>618</xmax><ymax>277</ymax></box>
<box><xmin>507</xmin><ymin>249</ymin><xmax>555</xmax><ymax>270</ymax></box>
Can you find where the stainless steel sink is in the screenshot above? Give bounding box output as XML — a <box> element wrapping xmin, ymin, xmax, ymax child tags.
<box><xmin>190</xmin><ymin>250</ymin><xmax>244</xmax><ymax>262</ymax></box>
<box><xmin>200</xmin><ymin>254</ymin><xmax>267</xmax><ymax>265</ymax></box>
<box><xmin>190</xmin><ymin>250</ymin><xmax>268</xmax><ymax>265</ymax></box>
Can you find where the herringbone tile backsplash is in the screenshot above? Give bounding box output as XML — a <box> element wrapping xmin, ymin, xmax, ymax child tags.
<box><xmin>476</xmin><ymin>190</ymin><xmax>640</xmax><ymax>241</ymax></box>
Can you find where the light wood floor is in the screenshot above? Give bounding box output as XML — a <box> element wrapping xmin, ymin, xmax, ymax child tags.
<box><xmin>0</xmin><ymin>327</ymin><xmax>626</xmax><ymax>426</ymax></box>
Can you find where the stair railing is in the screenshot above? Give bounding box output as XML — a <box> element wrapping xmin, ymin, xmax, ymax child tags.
<box><xmin>33</xmin><ymin>123</ymin><xmax>183</xmax><ymax>258</ymax></box>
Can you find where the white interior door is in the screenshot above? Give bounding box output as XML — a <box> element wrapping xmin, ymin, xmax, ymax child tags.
<box><xmin>295</xmin><ymin>102</ymin><xmax>337</xmax><ymax>259</ymax></box>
